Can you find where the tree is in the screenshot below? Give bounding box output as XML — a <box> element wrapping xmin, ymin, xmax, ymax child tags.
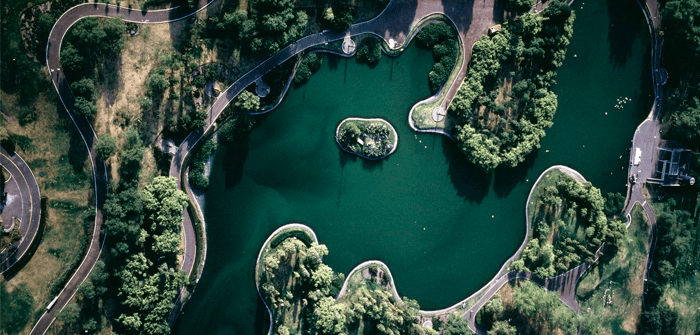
<box><xmin>233</xmin><ymin>90</ymin><xmax>260</xmax><ymax>112</ymax></box>
<box><xmin>61</xmin><ymin>43</ymin><xmax>84</xmax><ymax>75</ymax></box>
<box><xmin>0</xmin><ymin>282</ymin><xmax>34</xmax><ymax>334</ymax></box>
<box><xmin>504</xmin><ymin>0</ymin><xmax>536</xmax><ymax>13</ymax></box>
<box><xmin>330</xmin><ymin>12</ymin><xmax>353</xmax><ymax>31</ymax></box>
<box><xmin>95</xmin><ymin>134</ymin><xmax>118</xmax><ymax>159</ymax></box>
<box><xmin>58</xmin><ymin>303</ymin><xmax>82</xmax><ymax>324</ymax></box>
<box><xmin>488</xmin><ymin>321</ymin><xmax>517</xmax><ymax>335</ymax></box>
<box><xmin>356</xmin><ymin>38</ymin><xmax>382</xmax><ymax>64</ymax></box>
<box><xmin>74</xmin><ymin>96</ymin><xmax>97</xmax><ymax>116</ymax></box>
<box><xmin>147</xmin><ymin>73</ymin><xmax>169</xmax><ymax>94</ymax></box>
<box><xmin>312</xmin><ymin>297</ymin><xmax>348</xmax><ymax>335</ymax></box>
<box><xmin>142</xmin><ymin>176</ymin><xmax>188</xmax><ymax>256</ymax></box>
<box><xmin>442</xmin><ymin>314</ymin><xmax>471</xmax><ymax>335</ymax></box>
<box><xmin>71</xmin><ymin>78</ymin><xmax>96</xmax><ymax>99</ymax></box>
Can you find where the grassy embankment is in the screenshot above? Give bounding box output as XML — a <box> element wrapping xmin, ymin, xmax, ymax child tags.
<box><xmin>576</xmin><ymin>204</ymin><xmax>649</xmax><ymax>334</ymax></box>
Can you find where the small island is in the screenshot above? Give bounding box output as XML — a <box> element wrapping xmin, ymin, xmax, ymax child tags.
<box><xmin>336</xmin><ymin>118</ymin><xmax>398</xmax><ymax>159</ymax></box>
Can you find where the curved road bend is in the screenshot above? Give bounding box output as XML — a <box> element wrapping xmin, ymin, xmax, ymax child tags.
<box><xmin>0</xmin><ymin>148</ymin><xmax>41</xmax><ymax>274</ymax></box>
<box><xmin>33</xmin><ymin>1</ymin><xmax>216</xmax><ymax>334</ymax></box>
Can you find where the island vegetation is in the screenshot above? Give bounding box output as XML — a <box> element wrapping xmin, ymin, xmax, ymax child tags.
<box><xmin>449</xmin><ymin>0</ymin><xmax>575</xmax><ymax>171</ymax></box>
<box><xmin>257</xmin><ymin>229</ymin><xmax>436</xmax><ymax>335</ymax></box>
<box><xmin>513</xmin><ymin>169</ymin><xmax>627</xmax><ymax>278</ymax></box>
<box><xmin>336</xmin><ymin>118</ymin><xmax>397</xmax><ymax>159</ymax></box>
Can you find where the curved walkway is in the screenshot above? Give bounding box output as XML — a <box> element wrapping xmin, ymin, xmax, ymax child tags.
<box><xmin>34</xmin><ymin>1</ymin><xmax>216</xmax><ymax>334</ymax></box>
<box><xmin>0</xmin><ymin>148</ymin><xmax>41</xmax><ymax>274</ymax></box>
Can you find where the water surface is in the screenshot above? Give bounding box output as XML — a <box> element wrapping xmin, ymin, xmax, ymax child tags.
<box><xmin>175</xmin><ymin>0</ymin><xmax>651</xmax><ymax>333</ymax></box>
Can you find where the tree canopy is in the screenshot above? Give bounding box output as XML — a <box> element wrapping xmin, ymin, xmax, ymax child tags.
<box><xmin>450</xmin><ymin>2</ymin><xmax>575</xmax><ymax>170</ymax></box>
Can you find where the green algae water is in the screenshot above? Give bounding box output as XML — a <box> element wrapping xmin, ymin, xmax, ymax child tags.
<box><xmin>175</xmin><ymin>0</ymin><xmax>651</xmax><ymax>333</ymax></box>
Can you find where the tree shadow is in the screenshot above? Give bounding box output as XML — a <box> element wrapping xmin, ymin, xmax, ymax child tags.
<box><xmin>362</xmin><ymin>156</ymin><xmax>384</xmax><ymax>171</ymax></box>
<box><xmin>254</xmin><ymin>294</ymin><xmax>271</xmax><ymax>335</ymax></box>
<box><xmin>221</xmin><ymin>131</ymin><xmax>250</xmax><ymax>189</ymax></box>
<box><xmin>493</xmin><ymin>149</ymin><xmax>539</xmax><ymax>199</ymax></box>
<box><xmin>327</xmin><ymin>55</ymin><xmax>341</xmax><ymax>71</ymax></box>
<box><xmin>607</xmin><ymin>0</ymin><xmax>643</xmax><ymax>68</ymax></box>
<box><xmin>442</xmin><ymin>137</ymin><xmax>491</xmax><ymax>203</ymax></box>
<box><xmin>0</xmin><ymin>197</ymin><xmax>47</xmax><ymax>278</ymax></box>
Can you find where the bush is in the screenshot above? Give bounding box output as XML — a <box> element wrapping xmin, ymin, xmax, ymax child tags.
<box><xmin>294</xmin><ymin>53</ymin><xmax>323</xmax><ymax>83</ymax></box>
<box><xmin>19</xmin><ymin>106</ymin><xmax>37</xmax><ymax>125</ymax></box>
<box><xmin>504</xmin><ymin>0</ymin><xmax>536</xmax><ymax>13</ymax></box>
<box><xmin>356</xmin><ymin>38</ymin><xmax>382</xmax><ymax>64</ymax></box>
<box><xmin>96</xmin><ymin>134</ymin><xmax>118</xmax><ymax>159</ymax></box>
<box><xmin>0</xmin><ymin>282</ymin><xmax>34</xmax><ymax>334</ymax></box>
<box><xmin>189</xmin><ymin>138</ymin><xmax>217</xmax><ymax>189</ymax></box>
<box><xmin>74</xmin><ymin>96</ymin><xmax>97</xmax><ymax>117</ymax></box>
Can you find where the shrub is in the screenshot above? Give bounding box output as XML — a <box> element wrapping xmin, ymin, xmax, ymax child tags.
<box><xmin>357</xmin><ymin>38</ymin><xmax>382</xmax><ymax>64</ymax></box>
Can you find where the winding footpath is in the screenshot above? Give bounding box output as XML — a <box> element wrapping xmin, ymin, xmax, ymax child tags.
<box><xmin>0</xmin><ymin>148</ymin><xmax>41</xmax><ymax>275</ymax></box>
<box><xmin>34</xmin><ymin>2</ymin><xmax>215</xmax><ymax>334</ymax></box>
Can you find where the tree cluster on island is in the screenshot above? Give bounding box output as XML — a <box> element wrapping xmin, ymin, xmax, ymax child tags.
<box><xmin>449</xmin><ymin>0</ymin><xmax>575</xmax><ymax>171</ymax></box>
<box><xmin>258</xmin><ymin>236</ymin><xmax>468</xmax><ymax>335</ymax></box>
<box><xmin>512</xmin><ymin>173</ymin><xmax>627</xmax><ymax>278</ymax></box>
<box><xmin>415</xmin><ymin>21</ymin><xmax>459</xmax><ymax>94</ymax></box>
<box><xmin>338</xmin><ymin>120</ymin><xmax>395</xmax><ymax>159</ymax></box>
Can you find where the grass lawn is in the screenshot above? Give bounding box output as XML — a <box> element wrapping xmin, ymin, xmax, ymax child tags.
<box><xmin>576</xmin><ymin>203</ymin><xmax>649</xmax><ymax>335</ymax></box>
<box><xmin>659</xmin><ymin>272</ymin><xmax>700</xmax><ymax>334</ymax></box>
<box><xmin>1</xmin><ymin>91</ymin><xmax>92</xmax><ymax>335</ymax></box>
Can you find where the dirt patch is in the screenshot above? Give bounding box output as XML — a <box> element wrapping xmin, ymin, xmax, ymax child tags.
<box><xmin>666</xmin><ymin>297</ymin><xmax>675</xmax><ymax>308</ymax></box>
<box><xmin>622</xmin><ymin>305</ymin><xmax>640</xmax><ymax>333</ymax></box>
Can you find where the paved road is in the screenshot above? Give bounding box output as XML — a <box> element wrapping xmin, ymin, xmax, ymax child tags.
<box><xmin>33</xmin><ymin>2</ymin><xmax>215</xmax><ymax>334</ymax></box>
<box><xmin>0</xmin><ymin>148</ymin><xmax>41</xmax><ymax>274</ymax></box>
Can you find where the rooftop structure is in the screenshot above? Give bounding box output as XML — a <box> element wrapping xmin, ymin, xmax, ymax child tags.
<box><xmin>647</xmin><ymin>141</ymin><xmax>695</xmax><ymax>186</ymax></box>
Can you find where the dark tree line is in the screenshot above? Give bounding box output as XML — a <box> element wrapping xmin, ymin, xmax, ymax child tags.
<box><xmin>415</xmin><ymin>21</ymin><xmax>459</xmax><ymax>93</ymax></box>
<box><xmin>639</xmin><ymin>197</ymin><xmax>700</xmax><ymax>335</ymax></box>
<box><xmin>100</xmin><ymin>128</ymin><xmax>189</xmax><ymax>335</ymax></box>
<box><xmin>61</xmin><ymin>17</ymin><xmax>127</xmax><ymax>117</ymax></box>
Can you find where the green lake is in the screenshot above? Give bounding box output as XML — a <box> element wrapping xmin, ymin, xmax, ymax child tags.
<box><xmin>174</xmin><ymin>0</ymin><xmax>651</xmax><ymax>333</ymax></box>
